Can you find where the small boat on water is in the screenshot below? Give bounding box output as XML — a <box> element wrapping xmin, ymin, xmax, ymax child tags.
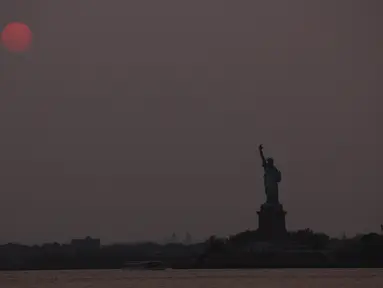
<box><xmin>122</xmin><ymin>260</ymin><xmax>168</xmax><ymax>270</ymax></box>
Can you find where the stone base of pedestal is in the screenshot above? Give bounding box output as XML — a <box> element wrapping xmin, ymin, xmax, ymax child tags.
<box><xmin>257</xmin><ymin>203</ymin><xmax>287</xmax><ymax>241</ymax></box>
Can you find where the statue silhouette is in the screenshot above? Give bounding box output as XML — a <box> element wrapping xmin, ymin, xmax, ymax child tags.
<box><xmin>259</xmin><ymin>144</ymin><xmax>282</xmax><ymax>205</ymax></box>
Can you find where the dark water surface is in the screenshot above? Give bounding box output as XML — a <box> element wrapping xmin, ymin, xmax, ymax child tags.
<box><xmin>0</xmin><ymin>268</ymin><xmax>382</xmax><ymax>287</ymax></box>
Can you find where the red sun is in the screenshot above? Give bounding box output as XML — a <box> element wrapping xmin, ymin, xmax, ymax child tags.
<box><xmin>1</xmin><ymin>22</ymin><xmax>32</xmax><ymax>52</ymax></box>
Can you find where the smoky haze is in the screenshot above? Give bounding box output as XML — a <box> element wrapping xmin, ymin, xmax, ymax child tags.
<box><xmin>0</xmin><ymin>0</ymin><xmax>382</xmax><ymax>244</ymax></box>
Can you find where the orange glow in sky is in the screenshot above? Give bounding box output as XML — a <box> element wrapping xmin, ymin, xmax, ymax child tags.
<box><xmin>1</xmin><ymin>22</ymin><xmax>32</xmax><ymax>53</ymax></box>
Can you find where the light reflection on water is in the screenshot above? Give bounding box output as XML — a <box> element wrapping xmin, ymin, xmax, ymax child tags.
<box><xmin>0</xmin><ymin>268</ymin><xmax>382</xmax><ymax>288</ymax></box>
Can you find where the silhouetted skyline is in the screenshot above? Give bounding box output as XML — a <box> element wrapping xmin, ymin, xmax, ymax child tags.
<box><xmin>1</xmin><ymin>0</ymin><xmax>382</xmax><ymax>244</ymax></box>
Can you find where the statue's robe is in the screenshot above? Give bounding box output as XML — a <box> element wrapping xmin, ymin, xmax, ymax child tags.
<box><xmin>263</xmin><ymin>165</ymin><xmax>281</xmax><ymax>204</ymax></box>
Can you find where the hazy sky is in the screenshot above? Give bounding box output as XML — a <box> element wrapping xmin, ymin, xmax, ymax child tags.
<box><xmin>1</xmin><ymin>0</ymin><xmax>382</xmax><ymax>244</ymax></box>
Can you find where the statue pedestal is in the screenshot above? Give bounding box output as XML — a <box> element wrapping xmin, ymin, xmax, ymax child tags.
<box><xmin>257</xmin><ymin>203</ymin><xmax>287</xmax><ymax>242</ymax></box>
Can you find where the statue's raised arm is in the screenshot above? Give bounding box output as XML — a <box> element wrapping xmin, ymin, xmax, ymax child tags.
<box><xmin>259</xmin><ymin>144</ymin><xmax>267</xmax><ymax>167</ymax></box>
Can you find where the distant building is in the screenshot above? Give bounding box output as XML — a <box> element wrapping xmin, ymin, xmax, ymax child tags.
<box><xmin>170</xmin><ymin>233</ymin><xmax>178</xmax><ymax>243</ymax></box>
<box><xmin>70</xmin><ymin>236</ymin><xmax>101</xmax><ymax>251</ymax></box>
<box><xmin>184</xmin><ymin>232</ymin><xmax>192</xmax><ymax>245</ymax></box>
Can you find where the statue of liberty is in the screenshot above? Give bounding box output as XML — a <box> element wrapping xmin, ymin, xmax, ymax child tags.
<box><xmin>258</xmin><ymin>144</ymin><xmax>282</xmax><ymax>205</ymax></box>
